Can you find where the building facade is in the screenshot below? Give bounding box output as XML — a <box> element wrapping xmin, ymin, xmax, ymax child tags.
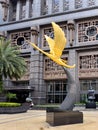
<box><xmin>0</xmin><ymin>0</ymin><xmax>98</xmax><ymax>104</ymax></box>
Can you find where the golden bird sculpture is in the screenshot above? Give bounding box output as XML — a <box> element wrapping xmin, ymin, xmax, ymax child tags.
<box><xmin>27</xmin><ymin>22</ymin><xmax>75</xmax><ymax>68</ymax></box>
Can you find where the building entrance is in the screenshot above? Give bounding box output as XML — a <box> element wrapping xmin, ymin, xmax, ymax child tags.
<box><xmin>46</xmin><ymin>80</ymin><xmax>67</xmax><ymax>104</ymax></box>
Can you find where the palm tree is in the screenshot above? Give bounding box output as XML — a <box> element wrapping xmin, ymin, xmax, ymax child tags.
<box><xmin>0</xmin><ymin>37</ymin><xmax>27</xmax><ymax>93</ymax></box>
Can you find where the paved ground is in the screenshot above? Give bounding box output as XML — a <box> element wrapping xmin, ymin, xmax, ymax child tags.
<box><xmin>0</xmin><ymin>108</ymin><xmax>98</xmax><ymax>130</ymax></box>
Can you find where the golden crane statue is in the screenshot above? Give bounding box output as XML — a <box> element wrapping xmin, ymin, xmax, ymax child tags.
<box><xmin>27</xmin><ymin>22</ymin><xmax>75</xmax><ymax>68</ymax></box>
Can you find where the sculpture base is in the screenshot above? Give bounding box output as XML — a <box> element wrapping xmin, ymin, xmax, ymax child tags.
<box><xmin>46</xmin><ymin>108</ymin><xmax>83</xmax><ymax>126</ymax></box>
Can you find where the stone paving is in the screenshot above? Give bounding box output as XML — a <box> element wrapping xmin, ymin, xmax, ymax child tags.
<box><xmin>0</xmin><ymin>109</ymin><xmax>98</xmax><ymax>130</ymax></box>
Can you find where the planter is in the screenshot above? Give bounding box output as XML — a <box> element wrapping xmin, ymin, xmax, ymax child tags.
<box><xmin>0</xmin><ymin>103</ymin><xmax>30</xmax><ymax>114</ymax></box>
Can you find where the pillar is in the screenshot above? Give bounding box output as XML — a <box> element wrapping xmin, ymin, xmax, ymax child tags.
<box><xmin>29</xmin><ymin>26</ymin><xmax>46</xmax><ymax>104</ymax></box>
<box><xmin>25</xmin><ymin>0</ymin><xmax>30</xmax><ymax>19</ymax></box>
<box><xmin>69</xmin><ymin>0</ymin><xmax>75</xmax><ymax>10</ymax></box>
<box><xmin>0</xmin><ymin>0</ymin><xmax>9</xmax><ymax>23</ymax></box>
<box><xmin>47</xmin><ymin>0</ymin><xmax>52</xmax><ymax>14</ymax></box>
<box><xmin>33</xmin><ymin>0</ymin><xmax>41</xmax><ymax>17</ymax></box>
<box><xmin>16</xmin><ymin>0</ymin><xmax>20</xmax><ymax>21</ymax></box>
<box><xmin>67</xmin><ymin>20</ymin><xmax>75</xmax><ymax>46</ymax></box>
<box><xmin>59</xmin><ymin>0</ymin><xmax>63</xmax><ymax>12</ymax></box>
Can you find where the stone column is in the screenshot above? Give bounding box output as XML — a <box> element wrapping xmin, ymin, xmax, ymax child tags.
<box><xmin>29</xmin><ymin>26</ymin><xmax>46</xmax><ymax>104</ymax></box>
<box><xmin>96</xmin><ymin>0</ymin><xmax>98</xmax><ymax>5</ymax></box>
<box><xmin>0</xmin><ymin>31</ymin><xmax>6</xmax><ymax>37</ymax></box>
<box><xmin>16</xmin><ymin>0</ymin><xmax>20</xmax><ymax>21</ymax></box>
<box><xmin>47</xmin><ymin>0</ymin><xmax>52</xmax><ymax>14</ymax></box>
<box><xmin>69</xmin><ymin>0</ymin><xmax>75</xmax><ymax>10</ymax></box>
<box><xmin>0</xmin><ymin>3</ymin><xmax>2</xmax><ymax>23</ymax></box>
<box><xmin>30</xmin><ymin>26</ymin><xmax>39</xmax><ymax>46</ymax></box>
<box><xmin>67</xmin><ymin>20</ymin><xmax>75</xmax><ymax>46</ymax></box>
<box><xmin>83</xmin><ymin>0</ymin><xmax>87</xmax><ymax>8</ymax></box>
<box><xmin>33</xmin><ymin>0</ymin><xmax>41</xmax><ymax>17</ymax></box>
<box><xmin>25</xmin><ymin>0</ymin><xmax>30</xmax><ymax>19</ymax></box>
<box><xmin>59</xmin><ymin>0</ymin><xmax>63</xmax><ymax>12</ymax></box>
<box><xmin>0</xmin><ymin>0</ymin><xmax>9</xmax><ymax>23</ymax></box>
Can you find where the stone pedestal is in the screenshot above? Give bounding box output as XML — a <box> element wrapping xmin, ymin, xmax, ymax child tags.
<box><xmin>86</xmin><ymin>102</ymin><xmax>96</xmax><ymax>109</ymax></box>
<box><xmin>46</xmin><ymin>108</ymin><xmax>83</xmax><ymax>126</ymax></box>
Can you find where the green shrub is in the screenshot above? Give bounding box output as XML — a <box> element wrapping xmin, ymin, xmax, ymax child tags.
<box><xmin>0</xmin><ymin>102</ymin><xmax>21</xmax><ymax>107</ymax></box>
<box><xmin>35</xmin><ymin>104</ymin><xmax>60</xmax><ymax>108</ymax></box>
<box><xmin>6</xmin><ymin>92</ymin><xmax>17</xmax><ymax>102</ymax></box>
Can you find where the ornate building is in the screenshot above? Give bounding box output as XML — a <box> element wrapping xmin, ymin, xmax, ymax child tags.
<box><xmin>0</xmin><ymin>0</ymin><xmax>98</xmax><ymax>104</ymax></box>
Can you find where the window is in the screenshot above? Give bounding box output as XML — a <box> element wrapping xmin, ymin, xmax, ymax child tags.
<box><xmin>52</xmin><ymin>0</ymin><xmax>59</xmax><ymax>13</ymax></box>
<box><xmin>44</xmin><ymin>56</ymin><xmax>68</xmax><ymax>80</ymax></box>
<box><xmin>9</xmin><ymin>0</ymin><xmax>17</xmax><ymax>21</ymax></box>
<box><xmin>78</xmin><ymin>19</ymin><xmax>98</xmax><ymax>43</ymax></box>
<box><xmin>80</xmin><ymin>79</ymin><xmax>98</xmax><ymax>91</ymax></box>
<box><xmin>20</xmin><ymin>0</ymin><xmax>26</xmax><ymax>19</ymax></box>
<box><xmin>17</xmin><ymin>37</ymin><xmax>24</xmax><ymax>46</ymax></box>
<box><xmin>86</xmin><ymin>26</ymin><xmax>97</xmax><ymax>37</ymax></box>
<box><xmin>78</xmin><ymin>52</ymin><xmax>98</xmax><ymax>78</ymax></box>
<box><xmin>63</xmin><ymin>0</ymin><xmax>69</xmax><ymax>11</ymax></box>
<box><xmin>46</xmin><ymin>81</ymin><xmax>67</xmax><ymax>103</ymax></box>
<box><xmin>88</xmin><ymin>0</ymin><xmax>95</xmax><ymax>7</ymax></box>
<box><xmin>10</xmin><ymin>30</ymin><xmax>31</xmax><ymax>50</ymax></box>
<box><xmin>75</xmin><ymin>0</ymin><xmax>83</xmax><ymax>9</ymax></box>
<box><xmin>42</xmin><ymin>24</ymin><xmax>67</xmax><ymax>48</ymax></box>
<box><xmin>41</xmin><ymin>0</ymin><xmax>48</xmax><ymax>15</ymax></box>
<box><xmin>29</xmin><ymin>0</ymin><xmax>34</xmax><ymax>17</ymax></box>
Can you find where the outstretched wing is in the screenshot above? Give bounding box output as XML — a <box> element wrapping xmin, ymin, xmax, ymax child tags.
<box><xmin>52</xmin><ymin>22</ymin><xmax>66</xmax><ymax>58</ymax></box>
<box><xmin>27</xmin><ymin>41</ymin><xmax>75</xmax><ymax>69</ymax></box>
<box><xmin>27</xmin><ymin>41</ymin><xmax>50</xmax><ymax>57</ymax></box>
<box><xmin>44</xmin><ymin>35</ymin><xmax>55</xmax><ymax>55</ymax></box>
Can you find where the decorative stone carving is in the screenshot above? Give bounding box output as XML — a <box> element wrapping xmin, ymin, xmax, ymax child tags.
<box><xmin>0</xmin><ymin>0</ymin><xmax>9</xmax><ymax>21</ymax></box>
<box><xmin>41</xmin><ymin>0</ymin><xmax>48</xmax><ymax>15</ymax></box>
<box><xmin>10</xmin><ymin>30</ymin><xmax>31</xmax><ymax>50</ymax></box>
<box><xmin>79</xmin><ymin>51</ymin><xmax>98</xmax><ymax>78</ymax></box>
<box><xmin>75</xmin><ymin>0</ymin><xmax>83</xmax><ymax>9</ymax></box>
<box><xmin>0</xmin><ymin>31</ymin><xmax>6</xmax><ymax>37</ymax></box>
<box><xmin>63</xmin><ymin>0</ymin><xmax>69</xmax><ymax>11</ymax></box>
<box><xmin>31</xmin><ymin>26</ymin><xmax>39</xmax><ymax>46</ymax></box>
<box><xmin>52</xmin><ymin>0</ymin><xmax>59</xmax><ymax>13</ymax></box>
<box><xmin>67</xmin><ymin>20</ymin><xmax>75</xmax><ymax>46</ymax></box>
<box><xmin>78</xmin><ymin>19</ymin><xmax>98</xmax><ymax>42</ymax></box>
<box><xmin>88</xmin><ymin>0</ymin><xmax>95</xmax><ymax>7</ymax></box>
<box><xmin>44</xmin><ymin>56</ymin><xmax>68</xmax><ymax>80</ymax></box>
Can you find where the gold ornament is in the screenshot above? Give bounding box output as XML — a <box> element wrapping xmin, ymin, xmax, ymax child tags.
<box><xmin>27</xmin><ymin>22</ymin><xmax>75</xmax><ymax>68</ymax></box>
